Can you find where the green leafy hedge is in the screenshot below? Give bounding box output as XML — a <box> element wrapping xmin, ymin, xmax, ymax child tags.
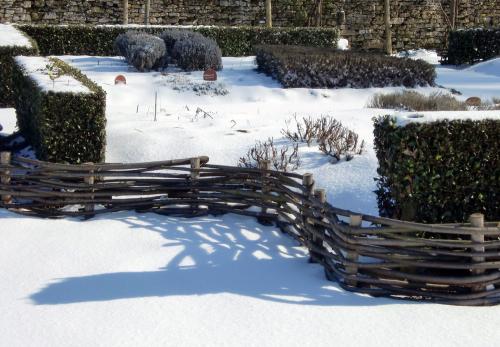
<box><xmin>13</xmin><ymin>57</ymin><xmax>106</xmax><ymax>163</ymax></box>
<box><xmin>373</xmin><ymin>116</ymin><xmax>499</xmax><ymax>223</ymax></box>
<box><xmin>255</xmin><ymin>45</ymin><xmax>436</xmax><ymax>88</ymax></box>
<box><xmin>444</xmin><ymin>28</ymin><xmax>500</xmax><ymax>65</ymax></box>
<box><xmin>0</xmin><ymin>42</ymin><xmax>38</xmax><ymax>107</ymax></box>
<box><xmin>17</xmin><ymin>25</ymin><xmax>339</xmax><ymax>57</ymax></box>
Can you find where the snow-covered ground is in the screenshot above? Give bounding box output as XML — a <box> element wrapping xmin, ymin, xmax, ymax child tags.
<box><xmin>1</xmin><ymin>54</ymin><xmax>500</xmax><ymax>347</ymax></box>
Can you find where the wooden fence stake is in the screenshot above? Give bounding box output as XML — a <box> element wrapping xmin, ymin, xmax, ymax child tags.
<box><xmin>190</xmin><ymin>157</ymin><xmax>201</xmax><ymax>213</ymax></box>
<box><xmin>302</xmin><ymin>173</ymin><xmax>315</xmax><ymax>253</ymax></box>
<box><xmin>309</xmin><ymin>188</ymin><xmax>326</xmax><ymax>263</ymax></box>
<box><xmin>258</xmin><ymin>160</ymin><xmax>272</xmax><ymax>224</ymax></box>
<box><xmin>1</xmin><ymin>151</ymin><xmax>12</xmax><ymax>205</ymax></box>
<box><xmin>84</xmin><ymin>163</ymin><xmax>95</xmax><ymax>215</ymax></box>
<box><xmin>470</xmin><ymin>213</ymin><xmax>486</xmax><ymax>292</ymax></box>
<box><xmin>346</xmin><ymin>214</ymin><xmax>362</xmax><ymax>287</ymax></box>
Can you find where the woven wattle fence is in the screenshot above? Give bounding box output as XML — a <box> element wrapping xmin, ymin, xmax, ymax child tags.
<box><xmin>1</xmin><ymin>152</ymin><xmax>500</xmax><ymax>306</ymax></box>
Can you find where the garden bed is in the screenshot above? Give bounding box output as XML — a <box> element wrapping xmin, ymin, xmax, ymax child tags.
<box><xmin>255</xmin><ymin>45</ymin><xmax>436</xmax><ymax>88</ymax></box>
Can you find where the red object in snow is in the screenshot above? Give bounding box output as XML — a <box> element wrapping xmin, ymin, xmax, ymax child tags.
<box><xmin>203</xmin><ymin>68</ymin><xmax>217</xmax><ymax>81</ymax></box>
<box><xmin>114</xmin><ymin>75</ymin><xmax>127</xmax><ymax>85</ymax></box>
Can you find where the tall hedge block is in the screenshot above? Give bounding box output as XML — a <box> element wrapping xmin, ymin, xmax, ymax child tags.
<box><xmin>0</xmin><ymin>45</ymin><xmax>38</xmax><ymax>107</ymax></box>
<box><xmin>13</xmin><ymin>57</ymin><xmax>106</xmax><ymax>164</ymax></box>
<box><xmin>373</xmin><ymin>116</ymin><xmax>499</xmax><ymax>223</ymax></box>
<box><xmin>445</xmin><ymin>28</ymin><xmax>500</xmax><ymax>65</ymax></box>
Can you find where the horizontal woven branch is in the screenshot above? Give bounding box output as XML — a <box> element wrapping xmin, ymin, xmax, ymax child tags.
<box><xmin>1</xmin><ymin>153</ymin><xmax>499</xmax><ymax>306</ymax></box>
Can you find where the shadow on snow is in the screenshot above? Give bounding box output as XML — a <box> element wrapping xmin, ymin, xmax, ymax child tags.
<box><xmin>27</xmin><ymin>211</ymin><xmax>398</xmax><ymax>307</ymax></box>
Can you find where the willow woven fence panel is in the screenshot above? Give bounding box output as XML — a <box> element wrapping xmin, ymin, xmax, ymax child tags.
<box><xmin>1</xmin><ymin>152</ymin><xmax>500</xmax><ymax>306</ymax></box>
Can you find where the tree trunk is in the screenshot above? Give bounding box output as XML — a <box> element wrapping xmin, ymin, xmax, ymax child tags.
<box><xmin>265</xmin><ymin>0</ymin><xmax>272</xmax><ymax>28</ymax></box>
<box><xmin>144</xmin><ymin>0</ymin><xmax>150</xmax><ymax>26</ymax></box>
<box><xmin>122</xmin><ymin>0</ymin><xmax>128</xmax><ymax>25</ymax></box>
<box><xmin>450</xmin><ymin>0</ymin><xmax>458</xmax><ymax>29</ymax></box>
<box><xmin>384</xmin><ymin>0</ymin><xmax>392</xmax><ymax>55</ymax></box>
<box><xmin>315</xmin><ymin>0</ymin><xmax>323</xmax><ymax>27</ymax></box>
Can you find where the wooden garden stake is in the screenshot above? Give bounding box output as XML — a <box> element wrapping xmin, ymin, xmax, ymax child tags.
<box><xmin>1</xmin><ymin>151</ymin><xmax>12</xmax><ymax>204</ymax></box>
<box><xmin>346</xmin><ymin>214</ymin><xmax>362</xmax><ymax>287</ymax></box>
<box><xmin>470</xmin><ymin>213</ymin><xmax>485</xmax><ymax>292</ymax></box>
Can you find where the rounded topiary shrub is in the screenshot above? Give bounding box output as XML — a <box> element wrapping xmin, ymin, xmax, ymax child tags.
<box><xmin>114</xmin><ymin>31</ymin><xmax>166</xmax><ymax>72</ymax></box>
<box><xmin>159</xmin><ymin>29</ymin><xmax>199</xmax><ymax>63</ymax></box>
<box><xmin>173</xmin><ymin>34</ymin><xmax>223</xmax><ymax>71</ymax></box>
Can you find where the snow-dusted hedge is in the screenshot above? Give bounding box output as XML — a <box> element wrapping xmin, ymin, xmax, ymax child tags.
<box><xmin>13</xmin><ymin>57</ymin><xmax>106</xmax><ymax>163</ymax></box>
<box><xmin>114</xmin><ymin>31</ymin><xmax>166</xmax><ymax>71</ymax></box>
<box><xmin>17</xmin><ymin>25</ymin><xmax>339</xmax><ymax>57</ymax></box>
<box><xmin>445</xmin><ymin>28</ymin><xmax>500</xmax><ymax>65</ymax></box>
<box><xmin>373</xmin><ymin>116</ymin><xmax>499</xmax><ymax>223</ymax></box>
<box><xmin>255</xmin><ymin>45</ymin><xmax>436</xmax><ymax>88</ymax></box>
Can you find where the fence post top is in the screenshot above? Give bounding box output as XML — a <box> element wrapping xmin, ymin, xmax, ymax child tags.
<box><xmin>470</xmin><ymin>213</ymin><xmax>485</xmax><ymax>228</ymax></box>
<box><xmin>191</xmin><ymin>157</ymin><xmax>201</xmax><ymax>165</ymax></box>
<box><xmin>350</xmin><ymin>214</ymin><xmax>363</xmax><ymax>227</ymax></box>
<box><xmin>0</xmin><ymin>151</ymin><xmax>12</xmax><ymax>162</ymax></box>
<box><xmin>260</xmin><ymin>160</ymin><xmax>271</xmax><ymax>170</ymax></box>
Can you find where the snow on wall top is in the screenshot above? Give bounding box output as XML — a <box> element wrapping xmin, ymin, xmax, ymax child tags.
<box><xmin>15</xmin><ymin>56</ymin><xmax>91</xmax><ymax>94</ymax></box>
<box><xmin>395</xmin><ymin>111</ymin><xmax>500</xmax><ymax>127</ymax></box>
<box><xmin>0</xmin><ymin>24</ymin><xmax>32</xmax><ymax>48</ymax></box>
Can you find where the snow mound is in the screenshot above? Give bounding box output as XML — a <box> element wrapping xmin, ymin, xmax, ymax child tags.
<box><xmin>0</xmin><ymin>108</ymin><xmax>17</xmax><ymax>135</ymax></box>
<box><xmin>337</xmin><ymin>38</ymin><xmax>349</xmax><ymax>50</ymax></box>
<box><xmin>394</xmin><ymin>49</ymin><xmax>440</xmax><ymax>65</ymax></box>
<box><xmin>15</xmin><ymin>56</ymin><xmax>91</xmax><ymax>94</ymax></box>
<box><xmin>466</xmin><ymin>58</ymin><xmax>500</xmax><ymax>78</ymax></box>
<box><xmin>0</xmin><ymin>24</ymin><xmax>32</xmax><ymax>48</ymax></box>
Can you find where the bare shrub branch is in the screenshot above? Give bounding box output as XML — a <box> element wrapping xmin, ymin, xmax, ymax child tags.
<box><xmin>238</xmin><ymin>138</ymin><xmax>300</xmax><ymax>172</ymax></box>
<box><xmin>282</xmin><ymin>115</ymin><xmax>365</xmax><ymax>163</ymax></box>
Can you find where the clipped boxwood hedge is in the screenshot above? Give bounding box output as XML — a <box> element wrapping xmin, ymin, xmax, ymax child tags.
<box><xmin>373</xmin><ymin>116</ymin><xmax>499</xmax><ymax>223</ymax></box>
<box><xmin>17</xmin><ymin>25</ymin><xmax>339</xmax><ymax>57</ymax></box>
<box><xmin>444</xmin><ymin>28</ymin><xmax>500</xmax><ymax>65</ymax></box>
<box><xmin>0</xmin><ymin>42</ymin><xmax>38</xmax><ymax>107</ymax></box>
<box><xmin>255</xmin><ymin>45</ymin><xmax>436</xmax><ymax>88</ymax></box>
<box><xmin>13</xmin><ymin>57</ymin><xmax>106</xmax><ymax>163</ymax></box>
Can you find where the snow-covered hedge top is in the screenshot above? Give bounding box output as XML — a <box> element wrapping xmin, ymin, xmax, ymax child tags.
<box><xmin>0</xmin><ymin>24</ymin><xmax>32</xmax><ymax>48</ymax></box>
<box><xmin>15</xmin><ymin>56</ymin><xmax>90</xmax><ymax>94</ymax></box>
<box><xmin>395</xmin><ymin>111</ymin><xmax>500</xmax><ymax>127</ymax></box>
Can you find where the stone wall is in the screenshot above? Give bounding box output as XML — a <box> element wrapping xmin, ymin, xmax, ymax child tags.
<box><xmin>0</xmin><ymin>0</ymin><xmax>498</xmax><ymax>51</ymax></box>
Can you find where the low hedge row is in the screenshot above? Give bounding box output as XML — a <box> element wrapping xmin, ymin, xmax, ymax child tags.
<box><xmin>444</xmin><ymin>28</ymin><xmax>500</xmax><ymax>65</ymax></box>
<box><xmin>0</xmin><ymin>43</ymin><xmax>38</xmax><ymax>107</ymax></box>
<box><xmin>255</xmin><ymin>45</ymin><xmax>436</xmax><ymax>88</ymax></box>
<box><xmin>17</xmin><ymin>25</ymin><xmax>339</xmax><ymax>57</ymax></box>
<box><xmin>13</xmin><ymin>57</ymin><xmax>106</xmax><ymax>163</ymax></box>
<box><xmin>373</xmin><ymin>116</ymin><xmax>499</xmax><ymax>223</ymax></box>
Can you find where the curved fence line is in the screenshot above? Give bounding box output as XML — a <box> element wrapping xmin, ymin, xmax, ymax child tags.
<box><xmin>1</xmin><ymin>152</ymin><xmax>500</xmax><ymax>306</ymax></box>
